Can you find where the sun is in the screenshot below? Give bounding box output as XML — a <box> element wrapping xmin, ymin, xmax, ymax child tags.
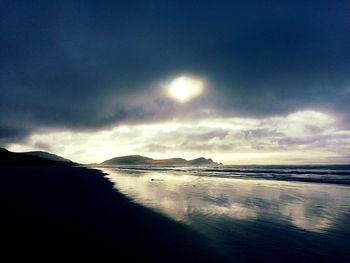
<box><xmin>167</xmin><ymin>76</ymin><xmax>204</xmax><ymax>103</ymax></box>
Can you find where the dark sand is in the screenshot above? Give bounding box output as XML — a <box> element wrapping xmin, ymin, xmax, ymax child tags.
<box><xmin>0</xmin><ymin>167</ymin><xmax>224</xmax><ymax>262</ymax></box>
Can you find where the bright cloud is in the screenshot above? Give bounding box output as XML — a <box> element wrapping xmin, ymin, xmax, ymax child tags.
<box><xmin>7</xmin><ymin>110</ymin><xmax>350</xmax><ymax>164</ymax></box>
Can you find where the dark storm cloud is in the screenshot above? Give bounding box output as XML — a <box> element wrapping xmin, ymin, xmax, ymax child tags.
<box><xmin>1</xmin><ymin>0</ymin><xmax>350</xmax><ymax>143</ymax></box>
<box><xmin>0</xmin><ymin>126</ymin><xmax>29</xmax><ymax>145</ymax></box>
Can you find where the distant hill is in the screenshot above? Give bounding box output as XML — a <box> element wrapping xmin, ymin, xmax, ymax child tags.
<box><xmin>101</xmin><ymin>155</ymin><xmax>221</xmax><ymax>166</ymax></box>
<box><xmin>24</xmin><ymin>151</ymin><xmax>73</xmax><ymax>163</ymax></box>
<box><xmin>189</xmin><ymin>157</ymin><xmax>217</xmax><ymax>165</ymax></box>
<box><xmin>0</xmin><ymin>148</ymin><xmax>72</xmax><ymax>167</ymax></box>
<box><xmin>102</xmin><ymin>155</ymin><xmax>153</xmax><ymax>165</ymax></box>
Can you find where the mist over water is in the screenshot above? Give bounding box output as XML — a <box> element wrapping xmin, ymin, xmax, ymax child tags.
<box><xmin>101</xmin><ymin>165</ymin><xmax>350</xmax><ymax>262</ymax></box>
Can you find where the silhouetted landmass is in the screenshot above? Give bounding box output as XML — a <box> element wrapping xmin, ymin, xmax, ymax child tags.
<box><xmin>0</xmin><ymin>166</ymin><xmax>224</xmax><ymax>262</ymax></box>
<box><xmin>101</xmin><ymin>155</ymin><xmax>221</xmax><ymax>166</ymax></box>
<box><xmin>24</xmin><ymin>150</ymin><xmax>74</xmax><ymax>163</ymax></box>
<box><xmin>102</xmin><ymin>155</ymin><xmax>154</xmax><ymax>165</ymax></box>
<box><xmin>189</xmin><ymin>157</ymin><xmax>220</xmax><ymax>165</ymax></box>
<box><xmin>0</xmin><ymin>148</ymin><xmax>72</xmax><ymax>166</ymax></box>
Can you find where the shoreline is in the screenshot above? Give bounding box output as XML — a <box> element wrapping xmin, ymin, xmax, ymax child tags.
<box><xmin>0</xmin><ymin>166</ymin><xmax>225</xmax><ymax>262</ymax></box>
<box><xmin>103</xmin><ymin>166</ymin><xmax>350</xmax><ymax>263</ymax></box>
<box><xmin>95</xmin><ymin>164</ymin><xmax>350</xmax><ymax>186</ymax></box>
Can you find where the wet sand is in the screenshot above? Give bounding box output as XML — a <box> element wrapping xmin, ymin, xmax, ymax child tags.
<box><xmin>103</xmin><ymin>167</ymin><xmax>350</xmax><ymax>263</ymax></box>
<box><xmin>0</xmin><ymin>167</ymin><xmax>224</xmax><ymax>262</ymax></box>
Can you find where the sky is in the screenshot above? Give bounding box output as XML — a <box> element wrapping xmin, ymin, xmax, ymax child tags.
<box><xmin>1</xmin><ymin>0</ymin><xmax>350</xmax><ymax>164</ymax></box>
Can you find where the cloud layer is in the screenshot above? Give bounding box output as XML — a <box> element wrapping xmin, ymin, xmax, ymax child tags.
<box><xmin>1</xmin><ymin>1</ymin><xmax>350</xmax><ymax>162</ymax></box>
<box><xmin>8</xmin><ymin>110</ymin><xmax>350</xmax><ymax>164</ymax></box>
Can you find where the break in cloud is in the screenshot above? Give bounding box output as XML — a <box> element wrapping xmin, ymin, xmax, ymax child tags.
<box><xmin>9</xmin><ymin>111</ymin><xmax>350</xmax><ymax>164</ymax></box>
<box><xmin>1</xmin><ymin>1</ymin><xmax>350</xmax><ymax>163</ymax></box>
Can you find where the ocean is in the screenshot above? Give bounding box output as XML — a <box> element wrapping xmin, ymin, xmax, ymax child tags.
<box><xmin>100</xmin><ymin>165</ymin><xmax>350</xmax><ymax>262</ymax></box>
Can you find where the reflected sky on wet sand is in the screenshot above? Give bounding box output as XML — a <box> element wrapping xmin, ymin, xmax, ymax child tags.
<box><xmin>102</xmin><ymin>168</ymin><xmax>350</xmax><ymax>262</ymax></box>
<box><xmin>103</xmin><ymin>168</ymin><xmax>350</xmax><ymax>233</ymax></box>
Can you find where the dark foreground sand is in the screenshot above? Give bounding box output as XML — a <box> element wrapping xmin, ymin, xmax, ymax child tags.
<box><xmin>0</xmin><ymin>167</ymin><xmax>225</xmax><ymax>262</ymax></box>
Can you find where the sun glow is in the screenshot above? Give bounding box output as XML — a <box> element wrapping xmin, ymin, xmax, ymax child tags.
<box><xmin>167</xmin><ymin>76</ymin><xmax>204</xmax><ymax>102</ymax></box>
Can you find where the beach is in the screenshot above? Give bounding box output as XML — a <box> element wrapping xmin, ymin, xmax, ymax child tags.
<box><xmin>1</xmin><ymin>164</ymin><xmax>350</xmax><ymax>262</ymax></box>
<box><xmin>2</xmin><ymin>1</ymin><xmax>350</xmax><ymax>262</ymax></box>
<box><xmin>102</xmin><ymin>165</ymin><xmax>350</xmax><ymax>263</ymax></box>
<box><xmin>0</xmin><ymin>166</ymin><xmax>224</xmax><ymax>262</ymax></box>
